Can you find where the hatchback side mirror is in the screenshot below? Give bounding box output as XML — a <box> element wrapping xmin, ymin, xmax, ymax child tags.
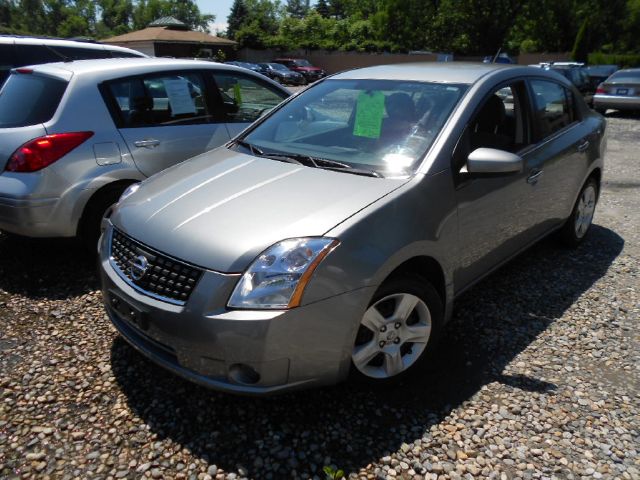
<box><xmin>465</xmin><ymin>148</ymin><xmax>523</xmax><ymax>175</ymax></box>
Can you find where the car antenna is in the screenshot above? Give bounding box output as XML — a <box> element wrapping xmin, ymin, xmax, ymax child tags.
<box><xmin>43</xmin><ymin>44</ymin><xmax>72</xmax><ymax>63</ymax></box>
<box><xmin>492</xmin><ymin>47</ymin><xmax>502</xmax><ymax>63</ymax></box>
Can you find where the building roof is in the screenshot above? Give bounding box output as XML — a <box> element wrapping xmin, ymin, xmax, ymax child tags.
<box><xmin>104</xmin><ymin>27</ymin><xmax>236</xmax><ymax>46</ymax></box>
<box><xmin>148</xmin><ymin>16</ymin><xmax>188</xmax><ymax>29</ymax></box>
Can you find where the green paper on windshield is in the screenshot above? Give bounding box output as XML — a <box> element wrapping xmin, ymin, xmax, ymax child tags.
<box><xmin>353</xmin><ymin>91</ymin><xmax>385</xmax><ymax>138</ymax></box>
<box><xmin>233</xmin><ymin>83</ymin><xmax>243</xmax><ymax>104</ymax></box>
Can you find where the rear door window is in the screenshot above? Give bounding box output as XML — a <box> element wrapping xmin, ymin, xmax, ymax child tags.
<box><xmin>0</xmin><ymin>73</ymin><xmax>67</xmax><ymax>128</ymax></box>
<box><xmin>530</xmin><ymin>80</ymin><xmax>576</xmax><ymax>139</ymax></box>
<box><xmin>105</xmin><ymin>72</ymin><xmax>211</xmax><ymax>127</ymax></box>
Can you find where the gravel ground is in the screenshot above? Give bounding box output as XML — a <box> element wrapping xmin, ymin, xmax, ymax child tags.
<box><xmin>1</xmin><ymin>114</ymin><xmax>639</xmax><ymax>480</ymax></box>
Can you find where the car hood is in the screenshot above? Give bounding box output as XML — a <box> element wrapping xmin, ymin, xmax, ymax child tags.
<box><xmin>296</xmin><ymin>66</ymin><xmax>322</xmax><ymax>72</ymax></box>
<box><xmin>112</xmin><ymin>148</ymin><xmax>407</xmax><ymax>272</ymax></box>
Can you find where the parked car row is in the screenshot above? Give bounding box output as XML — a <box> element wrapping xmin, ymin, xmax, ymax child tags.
<box><xmin>225</xmin><ymin>58</ymin><xmax>326</xmax><ymax>85</ymax></box>
<box><xmin>1</xmin><ymin>55</ymin><xmax>606</xmax><ymax>395</ymax></box>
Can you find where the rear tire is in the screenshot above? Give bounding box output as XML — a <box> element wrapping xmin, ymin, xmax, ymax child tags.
<box><xmin>350</xmin><ymin>274</ymin><xmax>443</xmax><ymax>386</ymax></box>
<box><xmin>595</xmin><ymin>107</ymin><xmax>606</xmax><ymax>115</ymax></box>
<box><xmin>78</xmin><ymin>184</ymin><xmax>129</xmax><ymax>253</ymax></box>
<box><xmin>558</xmin><ymin>177</ymin><xmax>599</xmax><ymax>247</ymax></box>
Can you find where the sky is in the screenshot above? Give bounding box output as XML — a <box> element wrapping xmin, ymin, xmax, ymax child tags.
<box><xmin>196</xmin><ymin>0</ymin><xmax>235</xmax><ymax>33</ymax></box>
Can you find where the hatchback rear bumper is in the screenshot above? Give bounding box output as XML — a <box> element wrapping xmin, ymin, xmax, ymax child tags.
<box><xmin>0</xmin><ymin>193</ymin><xmax>61</xmax><ymax>237</ymax></box>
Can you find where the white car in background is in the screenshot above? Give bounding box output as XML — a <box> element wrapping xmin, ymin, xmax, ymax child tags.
<box><xmin>0</xmin><ymin>58</ymin><xmax>290</xmax><ymax>247</ymax></box>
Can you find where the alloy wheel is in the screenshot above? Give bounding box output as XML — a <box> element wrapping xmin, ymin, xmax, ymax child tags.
<box><xmin>352</xmin><ymin>293</ymin><xmax>432</xmax><ymax>379</ymax></box>
<box><xmin>574</xmin><ymin>184</ymin><xmax>596</xmax><ymax>239</ymax></box>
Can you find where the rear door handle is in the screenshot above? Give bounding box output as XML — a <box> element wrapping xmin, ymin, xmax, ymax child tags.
<box><xmin>527</xmin><ymin>169</ymin><xmax>544</xmax><ymax>185</ymax></box>
<box><xmin>577</xmin><ymin>140</ymin><xmax>590</xmax><ymax>152</ymax></box>
<box><xmin>134</xmin><ymin>139</ymin><xmax>160</xmax><ymax>148</ymax></box>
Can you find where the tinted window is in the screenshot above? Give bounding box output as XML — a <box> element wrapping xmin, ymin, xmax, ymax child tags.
<box><xmin>530</xmin><ymin>80</ymin><xmax>575</xmax><ymax>138</ymax></box>
<box><xmin>107</xmin><ymin>72</ymin><xmax>211</xmax><ymax>127</ymax></box>
<box><xmin>0</xmin><ymin>73</ymin><xmax>67</xmax><ymax>127</ymax></box>
<box><xmin>0</xmin><ymin>44</ymin><xmax>15</xmax><ymax>86</ymax></box>
<box><xmin>51</xmin><ymin>46</ymin><xmax>111</xmax><ymax>60</ymax></box>
<box><xmin>109</xmin><ymin>50</ymin><xmax>144</xmax><ymax>58</ymax></box>
<box><xmin>211</xmin><ymin>72</ymin><xmax>288</xmax><ymax>123</ymax></box>
<box><xmin>15</xmin><ymin>45</ymin><xmax>63</xmax><ymax>66</ymax></box>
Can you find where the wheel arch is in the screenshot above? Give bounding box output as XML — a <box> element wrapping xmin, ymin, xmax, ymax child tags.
<box><xmin>76</xmin><ymin>179</ymin><xmax>138</xmax><ymax>237</ymax></box>
<box><xmin>383</xmin><ymin>255</ymin><xmax>447</xmax><ymax>309</ymax></box>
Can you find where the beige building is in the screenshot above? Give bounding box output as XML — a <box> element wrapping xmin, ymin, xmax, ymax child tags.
<box><xmin>104</xmin><ymin>17</ymin><xmax>236</xmax><ymax>59</ymax></box>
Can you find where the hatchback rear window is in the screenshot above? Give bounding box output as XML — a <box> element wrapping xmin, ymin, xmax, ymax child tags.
<box><xmin>0</xmin><ymin>73</ymin><xmax>67</xmax><ymax>128</ymax></box>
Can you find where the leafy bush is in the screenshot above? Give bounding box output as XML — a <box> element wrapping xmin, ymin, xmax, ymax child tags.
<box><xmin>588</xmin><ymin>52</ymin><xmax>640</xmax><ymax>68</ymax></box>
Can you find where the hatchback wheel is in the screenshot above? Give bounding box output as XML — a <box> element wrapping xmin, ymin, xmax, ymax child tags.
<box><xmin>558</xmin><ymin>177</ymin><xmax>598</xmax><ymax>247</ymax></box>
<box><xmin>79</xmin><ymin>183</ymin><xmax>129</xmax><ymax>252</ymax></box>
<box><xmin>351</xmin><ymin>275</ymin><xmax>442</xmax><ymax>383</ymax></box>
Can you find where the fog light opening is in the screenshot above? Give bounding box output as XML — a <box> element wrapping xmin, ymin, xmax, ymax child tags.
<box><xmin>228</xmin><ymin>363</ymin><xmax>261</xmax><ymax>385</ymax></box>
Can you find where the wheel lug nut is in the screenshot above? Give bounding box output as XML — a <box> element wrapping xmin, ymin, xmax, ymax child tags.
<box><xmin>380</xmin><ymin>325</ymin><xmax>387</xmax><ymax>333</ymax></box>
<box><xmin>394</xmin><ymin>337</ymin><xmax>400</xmax><ymax>344</ymax></box>
<box><xmin>379</xmin><ymin>341</ymin><xmax>385</xmax><ymax>348</ymax></box>
<box><xmin>394</xmin><ymin>322</ymin><xmax>401</xmax><ymax>329</ymax></box>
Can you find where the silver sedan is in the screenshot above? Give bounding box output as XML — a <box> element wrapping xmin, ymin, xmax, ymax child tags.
<box><xmin>593</xmin><ymin>68</ymin><xmax>640</xmax><ymax>114</ymax></box>
<box><xmin>99</xmin><ymin>62</ymin><xmax>606</xmax><ymax>394</ymax></box>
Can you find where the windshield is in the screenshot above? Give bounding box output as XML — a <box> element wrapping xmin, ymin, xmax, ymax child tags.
<box><xmin>293</xmin><ymin>60</ymin><xmax>312</xmax><ymax>67</ymax></box>
<box><xmin>242</xmin><ymin>79</ymin><xmax>466</xmax><ymax>176</ymax></box>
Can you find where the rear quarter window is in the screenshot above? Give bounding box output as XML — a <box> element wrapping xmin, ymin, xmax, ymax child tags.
<box><xmin>0</xmin><ymin>74</ymin><xmax>67</xmax><ymax>128</ymax></box>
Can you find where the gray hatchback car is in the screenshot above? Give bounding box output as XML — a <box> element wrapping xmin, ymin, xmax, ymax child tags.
<box><xmin>0</xmin><ymin>58</ymin><xmax>289</xmax><ymax>246</ymax></box>
<box><xmin>100</xmin><ymin>62</ymin><xmax>605</xmax><ymax>394</ymax></box>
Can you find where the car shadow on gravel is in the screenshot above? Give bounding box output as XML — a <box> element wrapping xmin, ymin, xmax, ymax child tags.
<box><xmin>110</xmin><ymin>225</ymin><xmax>623</xmax><ymax>477</ymax></box>
<box><xmin>0</xmin><ymin>233</ymin><xmax>97</xmax><ymax>300</ymax></box>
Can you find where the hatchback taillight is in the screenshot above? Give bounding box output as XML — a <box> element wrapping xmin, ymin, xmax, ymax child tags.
<box><xmin>595</xmin><ymin>84</ymin><xmax>607</xmax><ymax>94</ymax></box>
<box><xmin>6</xmin><ymin>132</ymin><xmax>94</xmax><ymax>172</ymax></box>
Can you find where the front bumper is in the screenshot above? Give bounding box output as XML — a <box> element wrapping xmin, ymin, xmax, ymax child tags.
<box><xmin>100</xmin><ymin>229</ymin><xmax>375</xmax><ymax>395</ymax></box>
<box><xmin>593</xmin><ymin>94</ymin><xmax>640</xmax><ymax>111</ymax></box>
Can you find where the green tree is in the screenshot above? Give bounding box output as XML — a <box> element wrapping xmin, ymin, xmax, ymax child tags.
<box><xmin>227</xmin><ymin>0</ymin><xmax>248</xmax><ymax>39</ymax></box>
<box><xmin>285</xmin><ymin>0</ymin><xmax>308</xmax><ymax>18</ymax></box>
<box><xmin>315</xmin><ymin>0</ymin><xmax>329</xmax><ymax>18</ymax></box>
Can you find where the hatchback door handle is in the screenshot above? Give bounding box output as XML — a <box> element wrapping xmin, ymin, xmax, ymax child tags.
<box><xmin>134</xmin><ymin>139</ymin><xmax>160</xmax><ymax>148</ymax></box>
<box><xmin>527</xmin><ymin>169</ymin><xmax>544</xmax><ymax>185</ymax></box>
<box><xmin>577</xmin><ymin>140</ymin><xmax>590</xmax><ymax>152</ymax></box>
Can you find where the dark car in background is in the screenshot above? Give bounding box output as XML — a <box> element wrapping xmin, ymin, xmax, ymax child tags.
<box><xmin>0</xmin><ymin>36</ymin><xmax>146</xmax><ymax>86</ymax></box>
<box><xmin>532</xmin><ymin>62</ymin><xmax>594</xmax><ymax>104</ymax></box>
<box><xmin>586</xmin><ymin>64</ymin><xmax>619</xmax><ymax>90</ymax></box>
<box><xmin>259</xmin><ymin>62</ymin><xmax>306</xmax><ymax>85</ymax></box>
<box><xmin>225</xmin><ymin>61</ymin><xmax>270</xmax><ymax>77</ymax></box>
<box><xmin>273</xmin><ymin>58</ymin><xmax>326</xmax><ymax>82</ymax></box>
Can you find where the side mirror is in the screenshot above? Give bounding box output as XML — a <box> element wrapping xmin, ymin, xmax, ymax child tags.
<box><xmin>465</xmin><ymin>148</ymin><xmax>523</xmax><ymax>175</ymax></box>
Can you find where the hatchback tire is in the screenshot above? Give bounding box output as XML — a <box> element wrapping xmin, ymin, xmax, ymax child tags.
<box><xmin>558</xmin><ymin>177</ymin><xmax>599</xmax><ymax>247</ymax></box>
<box><xmin>350</xmin><ymin>274</ymin><xmax>442</xmax><ymax>385</ymax></box>
<box><xmin>79</xmin><ymin>184</ymin><xmax>129</xmax><ymax>252</ymax></box>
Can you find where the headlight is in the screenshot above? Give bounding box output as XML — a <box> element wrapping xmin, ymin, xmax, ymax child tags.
<box><xmin>228</xmin><ymin>237</ymin><xmax>339</xmax><ymax>309</ymax></box>
<box><xmin>119</xmin><ymin>183</ymin><xmax>140</xmax><ymax>203</ymax></box>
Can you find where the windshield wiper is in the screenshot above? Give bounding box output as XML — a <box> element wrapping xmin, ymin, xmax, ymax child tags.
<box><xmin>233</xmin><ymin>141</ymin><xmax>382</xmax><ymax>177</ymax></box>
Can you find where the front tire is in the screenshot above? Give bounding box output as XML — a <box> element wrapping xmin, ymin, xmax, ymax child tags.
<box><xmin>350</xmin><ymin>274</ymin><xmax>442</xmax><ymax>385</ymax></box>
<box><xmin>558</xmin><ymin>177</ymin><xmax>599</xmax><ymax>247</ymax></box>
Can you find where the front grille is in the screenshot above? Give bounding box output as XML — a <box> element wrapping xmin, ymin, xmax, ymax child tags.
<box><xmin>110</xmin><ymin>229</ymin><xmax>203</xmax><ymax>304</ymax></box>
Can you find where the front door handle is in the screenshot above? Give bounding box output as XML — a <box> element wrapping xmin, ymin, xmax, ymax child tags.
<box><xmin>527</xmin><ymin>169</ymin><xmax>544</xmax><ymax>185</ymax></box>
<box><xmin>577</xmin><ymin>140</ymin><xmax>590</xmax><ymax>152</ymax></box>
<box><xmin>134</xmin><ymin>139</ymin><xmax>160</xmax><ymax>148</ymax></box>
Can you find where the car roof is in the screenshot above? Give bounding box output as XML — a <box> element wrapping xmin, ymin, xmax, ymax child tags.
<box><xmin>25</xmin><ymin>57</ymin><xmax>238</xmax><ymax>77</ymax></box>
<box><xmin>331</xmin><ymin>62</ymin><xmax>529</xmax><ymax>84</ymax></box>
<box><xmin>0</xmin><ymin>35</ymin><xmax>145</xmax><ymax>55</ymax></box>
